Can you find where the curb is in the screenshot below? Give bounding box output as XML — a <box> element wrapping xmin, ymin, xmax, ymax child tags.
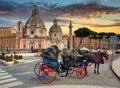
<box><xmin>110</xmin><ymin>59</ymin><xmax>120</xmax><ymax>81</ymax></box>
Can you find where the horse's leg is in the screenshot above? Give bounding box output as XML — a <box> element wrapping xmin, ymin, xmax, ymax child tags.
<box><xmin>65</xmin><ymin>66</ymin><xmax>69</xmax><ymax>76</ymax></box>
<box><xmin>94</xmin><ymin>63</ymin><xmax>96</xmax><ymax>74</ymax></box>
<box><xmin>85</xmin><ymin>61</ymin><xmax>89</xmax><ymax>76</ymax></box>
<box><xmin>85</xmin><ymin>67</ymin><xmax>88</xmax><ymax>76</ymax></box>
<box><xmin>97</xmin><ymin>63</ymin><xmax>100</xmax><ymax>74</ymax></box>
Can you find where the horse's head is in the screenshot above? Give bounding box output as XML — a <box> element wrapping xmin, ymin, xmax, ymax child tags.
<box><xmin>100</xmin><ymin>52</ymin><xmax>109</xmax><ymax>60</ymax></box>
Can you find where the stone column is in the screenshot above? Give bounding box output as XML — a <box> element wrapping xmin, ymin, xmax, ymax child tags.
<box><xmin>69</xmin><ymin>21</ymin><xmax>73</xmax><ymax>49</ymax></box>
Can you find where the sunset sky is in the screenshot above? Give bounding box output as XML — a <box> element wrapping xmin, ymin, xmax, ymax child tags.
<box><xmin>0</xmin><ymin>0</ymin><xmax>120</xmax><ymax>35</ymax></box>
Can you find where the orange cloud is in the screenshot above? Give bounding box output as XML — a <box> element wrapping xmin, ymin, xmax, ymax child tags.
<box><xmin>0</xmin><ymin>11</ymin><xmax>10</xmax><ymax>14</ymax></box>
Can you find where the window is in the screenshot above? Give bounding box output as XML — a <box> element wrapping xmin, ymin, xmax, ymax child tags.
<box><xmin>23</xmin><ymin>44</ymin><xmax>26</xmax><ymax>48</ymax></box>
<box><xmin>54</xmin><ymin>34</ymin><xmax>56</xmax><ymax>37</ymax></box>
<box><xmin>31</xmin><ymin>31</ymin><xmax>34</xmax><ymax>34</ymax></box>
<box><xmin>39</xmin><ymin>44</ymin><xmax>41</xmax><ymax>48</ymax></box>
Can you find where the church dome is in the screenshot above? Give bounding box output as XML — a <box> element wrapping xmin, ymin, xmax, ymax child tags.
<box><xmin>25</xmin><ymin>6</ymin><xmax>45</xmax><ymax>28</ymax></box>
<box><xmin>49</xmin><ymin>19</ymin><xmax>62</xmax><ymax>33</ymax></box>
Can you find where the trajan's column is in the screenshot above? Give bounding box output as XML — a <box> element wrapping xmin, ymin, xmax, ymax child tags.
<box><xmin>69</xmin><ymin>21</ymin><xmax>73</xmax><ymax>49</ymax></box>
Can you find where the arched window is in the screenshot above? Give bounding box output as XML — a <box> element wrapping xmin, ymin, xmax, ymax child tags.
<box><xmin>31</xmin><ymin>31</ymin><xmax>34</xmax><ymax>34</ymax></box>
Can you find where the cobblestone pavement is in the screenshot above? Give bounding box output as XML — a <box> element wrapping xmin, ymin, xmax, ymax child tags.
<box><xmin>0</xmin><ymin>56</ymin><xmax>120</xmax><ymax>88</ymax></box>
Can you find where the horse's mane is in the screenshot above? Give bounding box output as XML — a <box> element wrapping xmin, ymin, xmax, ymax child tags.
<box><xmin>99</xmin><ymin>52</ymin><xmax>109</xmax><ymax>60</ymax></box>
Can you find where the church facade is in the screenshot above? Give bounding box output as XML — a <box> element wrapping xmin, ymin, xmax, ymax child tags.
<box><xmin>18</xmin><ymin>7</ymin><xmax>68</xmax><ymax>51</ymax></box>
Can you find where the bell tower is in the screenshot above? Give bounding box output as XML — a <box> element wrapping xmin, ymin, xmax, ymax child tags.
<box><xmin>18</xmin><ymin>20</ymin><xmax>23</xmax><ymax>33</ymax></box>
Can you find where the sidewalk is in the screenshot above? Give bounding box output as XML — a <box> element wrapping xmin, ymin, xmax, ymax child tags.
<box><xmin>30</xmin><ymin>85</ymin><xmax>117</xmax><ymax>88</ymax></box>
<box><xmin>111</xmin><ymin>58</ymin><xmax>120</xmax><ymax>79</ymax></box>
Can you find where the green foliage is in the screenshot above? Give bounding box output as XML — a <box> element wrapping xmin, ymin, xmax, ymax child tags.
<box><xmin>14</xmin><ymin>55</ymin><xmax>23</xmax><ymax>60</ymax></box>
<box><xmin>5</xmin><ymin>56</ymin><xmax>13</xmax><ymax>62</ymax></box>
<box><xmin>106</xmin><ymin>32</ymin><xmax>116</xmax><ymax>38</ymax></box>
<box><xmin>14</xmin><ymin>55</ymin><xmax>18</xmax><ymax>59</ymax></box>
<box><xmin>61</xmin><ymin>48</ymin><xmax>69</xmax><ymax>55</ymax></box>
<box><xmin>18</xmin><ymin>55</ymin><xmax>23</xmax><ymax>60</ymax></box>
<box><xmin>1</xmin><ymin>53</ymin><xmax>5</xmax><ymax>60</ymax></box>
<box><xmin>74</xmin><ymin>27</ymin><xmax>97</xmax><ymax>47</ymax></box>
<box><xmin>74</xmin><ymin>27</ymin><xmax>97</xmax><ymax>38</ymax></box>
<box><xmin>58</xmin><ymin>49</ymin><xmax>62</xmax><ymax>54</ymax></box>
<box><xmin>10</xmin><ymin>55</ymin><xmax>13</xmax><ymax>58</ymax></box>
<box><xmin>74</xmin><ymin>27</ymin><xmax>117</xmax><ymax>39</ymax></box>
<box><xmin>70</xmin><ymin>49</ymin><xmax>77</xmax><ymax>56</ymax></box>
<box><xmin>117</xmin><ymin>34</ymin><xmax>120</xmax><ymax>40</ymax></box>
<box><xmin>61</xmin><ymin>48</ymin><xmax>77</xmax><ymax>56</ymax></box>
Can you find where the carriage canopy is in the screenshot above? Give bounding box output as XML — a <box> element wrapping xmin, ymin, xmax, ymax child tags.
<box><xmin>41</xmin><ymin>45</ymin><xmax>59</xmax><ymax>61</ymax></box>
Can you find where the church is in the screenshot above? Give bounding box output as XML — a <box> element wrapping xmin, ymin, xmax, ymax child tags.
<box><xmin>17</xmin><ymin>6</ymin><xmax>68</xmax><ymax>51</ymax></box>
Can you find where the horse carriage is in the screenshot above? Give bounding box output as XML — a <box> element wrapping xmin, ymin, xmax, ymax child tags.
<box><xmin>34</xmin><ymin>45</ymin><xmax>89</xmax><ymax>84</ymax></box>
<box><xmin>34</xmin><ymin>46</ymin><xmax>109</xmax><ymax>84</ymax></box>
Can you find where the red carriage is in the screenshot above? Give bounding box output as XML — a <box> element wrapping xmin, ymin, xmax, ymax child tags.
<box><xmin>34</xmin><ymin>46</ymin><xmax>88</xmax><ymax>84</ymax></box>
<box><xmin>34</xmin><ymin>46</ymin><xmax>109</xmax><ymax>84</ymax></box>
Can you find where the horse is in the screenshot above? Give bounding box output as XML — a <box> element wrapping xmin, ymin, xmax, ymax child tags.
<box><xmin>83</xmin><ymin>52</ymin><xmax>109</xmax><ymax>74</ymax></box>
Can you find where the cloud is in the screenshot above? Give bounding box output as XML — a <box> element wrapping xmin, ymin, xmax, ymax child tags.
<box><xmin>0</xmin><ymin>1</ymin><xmax>119</xmax><ymax>19</ymax></box>
<box><xmin>103</xmin><ymin>0</ymin><xmax>108</xmax><ymax>2</ymax></box>
<box><xmin>0</xmin><ymin>0</ymin><xmax>20</xmax><ymax>15</ymax></box>
<box><xmin>0</xmin><ymin>11</ymin><xmax>10</xmax><ymax>14</ymax></box>
<box><xmin>110</xmin><ymin>19</ymin><xmax>120</xmax><ymax>23</ymax></box>
<box><xmin>0</xmin><ymin>0</ymin><xmax>120</xmax><ymax>28</ymax></box>
<box><xmin>83</xmin><ymin>0</ymin><xmax>101</xmax><ymax>5</ymax></box>
<box><xmin>52</xmin><ymin>3</ymin><xmax>120</xmax><ymax>19</ymax></box>
<box><xmin>82</xmin><ymin>22</ymin><xmax>120</xmax><ymax>27</ymax></box>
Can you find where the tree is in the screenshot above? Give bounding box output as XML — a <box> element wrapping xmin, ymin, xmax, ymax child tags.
<box><xmin>105</xmin><ymin>32</ymin><xmax>116</xmax><ymax>38</ymax></box>
<box><xmin>74</xmin><ymin>27</ymin><xmax>97</xmax><ymax>48</ymax></box>
<box><xmin>117</xmin><ymin>34</ymin><xmax>120</xmax><ymax>40</ymax></box>
<box><xmin>116</xmin><ymin>34</ymin><xmax>120</xmax><ymax>49</ymax></box>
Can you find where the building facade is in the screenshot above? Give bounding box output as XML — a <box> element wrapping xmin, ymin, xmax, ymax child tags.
<box><xmin>1</xmin><ymin>7</ymin><xmax>119</xmax><ymax>52</ymax></box>
<box><xmin>0</xmin><ymin>27</ymin><xmax>22</xmax><ymax>52</ymax></box>
<box><xmin>0</xmin><ymin>7</ymin><xmax>68</xmax><ymax>53</ymax></box>
<box><xmin>73</xmin><ymin>36</ymin><xmax>110</xmax><ymax>50</ymax></box>
<box><xmin>18</xmin><ymin>6</ymin><xmax>68</xmax><ymax>51</ymax></box>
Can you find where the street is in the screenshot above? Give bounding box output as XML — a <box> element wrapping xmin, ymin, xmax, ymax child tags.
<box><xmin>0</xmin><ymin>56</ymin><xmax>120</xmax><ymax>88</ymax></box>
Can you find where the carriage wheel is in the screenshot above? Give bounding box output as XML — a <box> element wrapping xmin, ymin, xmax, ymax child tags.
<box><xmin>34</xmin><ymin>61</ymin><xmax>42</xmax><ymax>76</ymax></box>
<box><xmin>76</xmin><ymin>67</ymin><xmax>86</xmax><ymax>79</ymax></box>
<box><xmin>57</xmin><ymin>64</ymin><xmax>69</xmax><ymax>77</ymax></box>
<box><xmin>38</xmin><ymin>64</ymin><xmax>57</xmax><ymax>84</ymax></box>
<box><xmin>68</xmin><ymin>67</ymin><xmax>74</xmax><ymax>74</ymax></box>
